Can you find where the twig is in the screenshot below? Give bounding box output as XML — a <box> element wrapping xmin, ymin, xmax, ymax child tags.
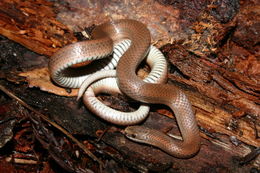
<box><xmin>0</xmin><ymin>84</ymin><xmax>104</xmax><ymax>167</ymax></box>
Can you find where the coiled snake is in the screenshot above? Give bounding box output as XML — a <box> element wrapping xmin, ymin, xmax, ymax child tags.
<box><xmin>49</xmin><ymin>19</ymin><xmax>200</xmax><ymax>158</ymax></box>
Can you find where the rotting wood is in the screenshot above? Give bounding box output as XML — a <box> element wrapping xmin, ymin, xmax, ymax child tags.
<box><xmin>0</xmin><ymin>0</ymin><xmax>77</xmax><ymax>56</ymax></box>
<box><xmin>161</xmin><ymin>43</ymin><xmax>259</xmax><ymax>147</ymax></box>
<box><xmin>0</xmin><ymin>0</ymin><xmax>259</xmax><ymax>172</ymax></box>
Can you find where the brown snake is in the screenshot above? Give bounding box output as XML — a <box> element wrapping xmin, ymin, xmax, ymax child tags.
<box><xmin>49</xmin><ymin>19</ymin><xmax>200</xmax><ymax>158</ymax></box>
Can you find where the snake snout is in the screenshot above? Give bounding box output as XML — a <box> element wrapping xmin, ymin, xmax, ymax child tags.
<box><xmin>124</xmin><ymin>126</ymin><xmax>151</xmax><ymax>142</ymax></box>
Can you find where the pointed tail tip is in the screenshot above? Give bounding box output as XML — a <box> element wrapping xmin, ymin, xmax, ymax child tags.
<box><xmin>76</xmin><ymin>94</ymin><xmax>81</xmax><ymax>101</ymax></box>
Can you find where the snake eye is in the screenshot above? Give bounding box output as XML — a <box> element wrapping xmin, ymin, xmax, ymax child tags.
<box><xmin>131</xmin><ymin>134</ymin><xmax>137</xmax><ymax>138</ymax></box>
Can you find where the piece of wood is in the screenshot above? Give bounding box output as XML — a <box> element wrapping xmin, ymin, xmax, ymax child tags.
<box><xmin>0</xmin><ymin>0</ymin><xmax>259</xmax><ymax>172</ymax></box>
<box><xmin>0</xmin><ymin>0</ymin><xmax>77</xmax><ymax>56</ymax></box>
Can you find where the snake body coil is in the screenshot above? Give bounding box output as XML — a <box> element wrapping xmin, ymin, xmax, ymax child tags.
<box><xmin>78</xmin><ymin>41</ymin><xmax>168</xmax><ymax>125</ymax></box>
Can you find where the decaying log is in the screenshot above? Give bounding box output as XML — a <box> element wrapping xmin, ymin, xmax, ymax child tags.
<box><xmin>0</xmin><ymin>0</ymin><xmax>259</xmax><ymax>172</ymax></box>
<box><xmin>0</xmin><ymin>0</ymin><xmax>76</xmax><ymax>56</ymax></box>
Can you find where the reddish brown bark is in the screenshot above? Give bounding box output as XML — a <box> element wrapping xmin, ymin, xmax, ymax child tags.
<box><xmin>0</xmin><ymin>0</ymin><xmax>259</xmax><ymax>172</ymax></box>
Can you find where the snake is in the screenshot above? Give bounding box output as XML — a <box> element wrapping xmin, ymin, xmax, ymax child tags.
<box><xmin>49</xmin><ymin>19</ymin><xmax>200</xmax><ymax>158</ymax></box>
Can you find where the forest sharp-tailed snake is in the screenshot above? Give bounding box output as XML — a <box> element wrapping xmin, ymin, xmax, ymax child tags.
<box><xmin>49</xmin><ymin>19</ymin><xmax>200</xmax><ymax>158</ymax></box>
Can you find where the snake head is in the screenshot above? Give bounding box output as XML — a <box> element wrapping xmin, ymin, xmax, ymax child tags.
<box><xmin>124</xmin><ymin>126</ymin><xmax>151</xmax><ymax>144</ymax></box>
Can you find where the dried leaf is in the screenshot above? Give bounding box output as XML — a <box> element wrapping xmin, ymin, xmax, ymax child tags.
<box><xmin>19</xmin><ymin>68</ymin><xmax>78</xmax><ymax>96</ymax></box>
